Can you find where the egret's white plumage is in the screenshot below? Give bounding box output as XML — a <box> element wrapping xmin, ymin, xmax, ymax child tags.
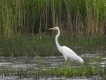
<box><xmin>49</xmin><ymin>27</ymin><xmax>84</xmax><ymax>66</ymax></box>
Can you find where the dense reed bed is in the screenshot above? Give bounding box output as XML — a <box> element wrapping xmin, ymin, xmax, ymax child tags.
<box><xmin>0</xmin><ymin>0</ymin><xmax>106</xmax><ymax>37</ymax></box>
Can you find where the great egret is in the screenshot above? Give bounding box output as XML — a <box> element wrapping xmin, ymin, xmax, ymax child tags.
<box><xmin>48</xmin><ymin>27</ymin><xmax>84</xmax><ymax>66</ymax></box>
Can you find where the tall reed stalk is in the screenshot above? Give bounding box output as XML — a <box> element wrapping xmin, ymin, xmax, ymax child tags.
<box><xmin>0</xmin><ymin>0</ymin><xmax>106</xmax><ymax>37</ymax></box>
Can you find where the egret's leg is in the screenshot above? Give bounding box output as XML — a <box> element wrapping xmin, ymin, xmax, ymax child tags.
<box><xmin>64</xmin><ymin>60</ymin><xmax>66</xmax><ymax>67</ymax></box>
<box><xmin>64</xmin><ymin>57</ymin><xmax>67</xmax><ymax>67</ymax></box>
<box><xmin>68</xmin><ymin>60</ymin><xmax>71</xmax><ymax>67</ymax></box>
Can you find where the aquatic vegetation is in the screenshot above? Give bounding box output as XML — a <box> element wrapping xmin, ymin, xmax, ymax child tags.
<box><xmin>0</xmin><ymin>36</ymin><xmax>106</xmax><ymax>57</ymax></box>
<box><xmin>0</xmin><ymin>63</ymin><xmax>105</xmax><ymax>79</ymax></box>
<box><xmin>0</xmin><ymin>54</ymin><xmax>105</xmax><ymax>79</ymax></box>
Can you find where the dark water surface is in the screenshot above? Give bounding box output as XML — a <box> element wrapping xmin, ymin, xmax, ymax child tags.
<box><xmin>0</xmin><ymin>52</ymin><xmax>106</xmax><ymax>80</ymax></box>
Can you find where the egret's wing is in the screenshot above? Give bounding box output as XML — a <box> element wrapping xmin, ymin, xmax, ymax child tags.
<box><xmin>62</xmin><ymin>46</ymin><xmax>77</xmax><ymax>56</ymax></box>
<box><xmin>61</xmin><ymin>46</ymin><xmax>78</xmax><ymax>60</ymax></box>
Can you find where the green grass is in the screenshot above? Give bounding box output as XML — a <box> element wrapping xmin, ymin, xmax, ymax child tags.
<box><xmin>0</xmin><ymin>35</ymin><xmax>106</xmax><ymax>57</ymax></box>
<box><xmin>41</xmin><ymin>65</ymin><xmax>100</xmax><ymax>77</ymax></box>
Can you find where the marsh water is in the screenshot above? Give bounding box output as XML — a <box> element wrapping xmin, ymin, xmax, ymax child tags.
<box><xmin>0</xmin><ymin>50</ymin><xmax>106</xmax><ymax>80</ymax></box>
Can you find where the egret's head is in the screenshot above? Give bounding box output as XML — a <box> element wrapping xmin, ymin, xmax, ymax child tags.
<box><xmin>48</xmin><ymin>27</ymin><xmax>59</xmax><ymax>31</ymax></box>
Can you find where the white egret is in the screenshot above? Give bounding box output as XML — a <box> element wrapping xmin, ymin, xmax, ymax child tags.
<box><xmin>48</xmin><ymin>27</ymin><xmax>84</xmax><ymax>66</ymax></box>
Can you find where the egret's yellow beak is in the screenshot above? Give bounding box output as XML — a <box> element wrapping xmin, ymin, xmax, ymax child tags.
<box><xmin>48</xmin><ymin>28</ymin><xmax>55</xmax><ymax>30</ymax></box>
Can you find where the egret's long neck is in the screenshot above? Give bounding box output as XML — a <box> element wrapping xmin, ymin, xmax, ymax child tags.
<box><xmin>55</xmin><ymin>29</ymin><xmax>61</xmax><ymax>51</ymax></box>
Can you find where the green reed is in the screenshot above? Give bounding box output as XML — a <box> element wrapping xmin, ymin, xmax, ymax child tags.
<box><xmin>0</xmin><ymin>0</ymin><xmax>106</xmax><ymax>37</ymax></box>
